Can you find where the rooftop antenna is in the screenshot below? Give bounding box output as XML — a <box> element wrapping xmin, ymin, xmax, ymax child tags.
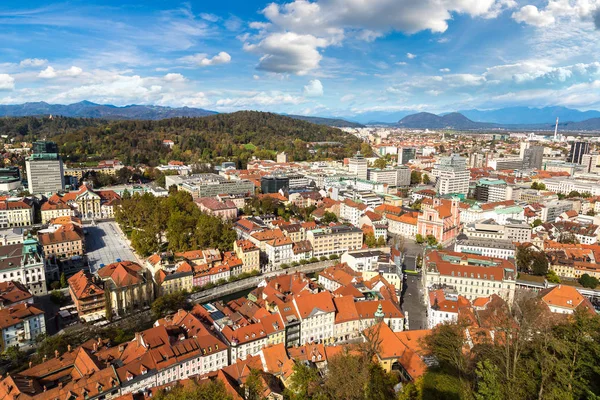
<box><xmin>553</xmin><ymin>117</ymin><xmax>559</xmax><ymax>141</ymax></box>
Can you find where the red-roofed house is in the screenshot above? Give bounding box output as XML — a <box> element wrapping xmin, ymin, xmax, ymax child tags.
<box><xmin>293</xmin><ymin>291</ymin><xmax>335</xmax><ymax>345</ymax></box>
<box><xmin>97</xmin><ymin>261</ymin><xmax>154</xmax><ymax>318</ymax></box>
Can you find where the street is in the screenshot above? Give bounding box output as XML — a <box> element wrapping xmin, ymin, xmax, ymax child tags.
<box><xmin>401</xmin><ymin>273</ymin><xmax>428</xmax><ymax>330</ymax></box>
<box><xmin>85</xmin><ymin>221</ymin><xmax>140</xmax><ymax>273</ymax></box>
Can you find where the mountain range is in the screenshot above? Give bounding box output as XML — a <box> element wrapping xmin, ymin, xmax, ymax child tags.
<box><xmin>397</xmin><ymin>112</ymin><xmax>600</xmax><ymax>131</ymax></box>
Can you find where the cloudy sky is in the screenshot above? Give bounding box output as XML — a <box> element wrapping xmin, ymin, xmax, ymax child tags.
<box><xmin>1</xmin><ymin>0</ymin><xmax>600</xmax><ymax>118</ymax></box>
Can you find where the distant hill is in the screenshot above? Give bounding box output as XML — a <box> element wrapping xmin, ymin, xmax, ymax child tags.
<box><xmin>398</xmin><ymin>112</ymin><xmax>498</xmax><ymax>129</ymax></box>
<box><xmin>0</xmin><ymin>112</ymin><xmax>362</xmax><ymax>166</ymax></box>
<box><xmin>0</xmin><ymin>101</ymin><xmax>217</xmax><ymax>120</ymax></box>
<box><xmin>284</xmin><ymin>115</ymin><xmax>364</xmax><ymax>128</ymax></box>
<box><xmin>459</xmin><ymin>106</ymin><xmax>600</xmax><ymax>124</ymax></box>
<box><xmin>398</xmin><ymin>112</ymin><xmax>600</xmax><ymax>131</ymax></box>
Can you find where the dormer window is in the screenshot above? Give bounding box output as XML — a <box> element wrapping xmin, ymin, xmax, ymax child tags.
<box><xmin>97</xmin><ymin>383</ymin><xmax>104</xmax><ymax>392</ymax></box>
<box><xmin>126</xmin><ymin>372</ymin><xmax>134</xmax><ymax>381</ymax></box>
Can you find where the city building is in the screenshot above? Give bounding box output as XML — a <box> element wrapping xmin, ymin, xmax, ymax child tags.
<box><xmin>522</xmin><ymin>146</ymin><xmax>544</xmax><ymax>169</ymax></box>
<box><xmin>454</xmin><ymin>237</ymin><xmax>516</xmax><ymax>259</ymax></box>
<box><xmin>234</xmin><ymin>239</ymin><xmax>261</xmax><ymax>273</ymax></box>
<box><xmin>487</xmin><ymin>157</ymin><xmax>523</xmax><ymax>171</ymax></box>
<box><xmin>261</xmin><ymin>175</ymin><xmax>289</xmax><ymax>194</ymax></box>
<box><xmin>195</xmin><ymin>197</ymin><xmax>238</xmax><ymax>220</ymax></box>
<box><xmin>0</xmin><ymin>167</ymin><xmax>21</xmax><ymax>192</ymax></box>
<box><xmin>427</xmin><ymin>288</ymin><xmax>470</xmax><ymax>328</ymax></box>
<box><xmin>0</xmin><ymin>200</ymin><xmax>33</xmax><ymax>228</ymax></box>
<box><xmin>398</xmin><ymin>147</ymin><xmax>416</xmax><ymax>165</ymax></box>
<box><xmin>567</xmin><ymin>141</ymin><xmax>590</xmax><ymax>164</ymax></box>
<box><xmin>97</xmin><ymin>261</ymin><xmax>154</xmax><ymax>318</ymax></box>
<box><xmin>68</xmin><ymin>270</ymin><xmax>106</xmax><ymax>322</ymax></box>
<box><xmin>367</xmin><ymin>166</ymin><xmax>411</xmax><ymax>187</ymax></box>
<box><xmin>165</xmin><ymin>174</ymin><xmax>254</xmax><ymax>198</ymax></box>
<box><xmin>0</xmin><ymin>236</ymin><xmax>47</xmax><ymax>296</ymax></box>
<box><xmin>38</xmin><ymin>222</ymin><xmax>84</xmax><ymax>259</ymax></box>
<box><xmin>417</xmin><ymin>198</ymin><xmax>461</xmax><ymax>246</ymax></box>
<box><xmin>25</xmin><ymin>141</ymin><xmax>65</xmax><ymax>194</ymax></box>
<box><xmin>539</xmin><ymin>285</ymin><xmax>594</xmax><ymax>315</ymax></box>
<box><xmin>422</xmin><ymin>250</ymin><xmax>517</xmax><ymax>303</ymax></box>
<box><xmin>293</xmin><ymin>291</ymin><xmax>336</xmax><ymax>345</ymax></box>
<box><xmin>0</xmin><ymin>302</ymin><xmax>45</xmax><ymax>351</ymax></box>
<box><xmin>474</xmin><ymin>179</ymin><xmax>508</xmax><ymax>203</ymax></box>
<box><xmin>307</xmin><ymin>225</ymin><xmax>363</xmax><ymax>257</ymax></box>
<box><xmin>431</xmin><ymin>154</ymin><xmax>470</xmax><ymax>196</ymax></box>
<box><xmin>264</xmin><ymin>237</ymin><xmax>294</xmax><ymax>267</ymax></box>
<box><xmin>348</xmin><ymin>152</ymin><xmax>368</xmax><ymax>180</ymax></box>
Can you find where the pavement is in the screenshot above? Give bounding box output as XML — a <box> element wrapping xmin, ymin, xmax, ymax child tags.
<box><xmin>85</xmin><ymin>221</ymin><xmax>139</xmax><ymax>273</ymax></box>
<box><xmin>401</xmin><ymin>272</ymin><xmax>428</xmax><ymax>330</ymax></box>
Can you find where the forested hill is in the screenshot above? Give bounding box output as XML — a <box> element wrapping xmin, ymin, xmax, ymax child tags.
<box><xmin>0</xmin><ymin>111</ymin><xmax>362</xmax><ymax>166</ymax></box>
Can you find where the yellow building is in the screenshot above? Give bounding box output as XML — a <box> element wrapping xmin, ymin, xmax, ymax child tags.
<box><xmin>234</xmin><ymin>239</ymin><xmax>260</xmax><ymax>273</ymax></box>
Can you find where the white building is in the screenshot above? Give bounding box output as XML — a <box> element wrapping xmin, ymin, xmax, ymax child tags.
<box><xmin>293</xmin><ymin>292</ymin><xmax>336</xmax><ymax>344</ymax></box>
<box><xmin>422</xmin><ymin>250</ymin><xmax>517</xmax><ymax>303</ymax></box>
<box><xmin>454</xmin><ymin>238</ymin><xmax>516</xmax><ymax>260</ymax></box>
<box><xmin>348</xmin><ymin>153</ymin><xmax>368</xmax><ymax>180</ymax></box>
<box><xmin>431</xmin><ymin>154</ymin><xmax>470</xmax><ymax>196</ymax></box>
<box><xmin>0</xmin><ymin>303</ymin><xmax>45</xmax><ymax>350</ymax></box>
<box><xmin>264</xmin><ymin>237</ymin><xmax>294</xmax><ymax>267</ymax></box>
<box><xmin>427</xmin><ymin>289</ymin><xmax>468</xmax><ymax>328</ymax></box>
<box><xmin>341</xmin><ymin>249</ymin><xmax>384</xmax><ymax>272</ymax></box>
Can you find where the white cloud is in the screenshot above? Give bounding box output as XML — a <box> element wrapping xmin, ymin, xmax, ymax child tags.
<box><xmin>225</xmin><ymin>16</ymin><xmax>243</xmax><ymax>31</ymax></box>
<box><xmin>200</xmin><ymin>52</ymin><xmax>232</xmax><ymax>66</ymax></box>
<box><xmin>179</xmin><ymin>52</ymin><xmax>231</xmax><ymax>67</ymax></box>
<box><xmin>512</xmin><ymin>5</ymin><xmax>555</xmax><ymax>27</ymax></box>
<box><xmin>340</xmin><ymin>94</ymin><xmax>355</xmax><ymax>102</ymax></box>
<box><xmin>253</xmin><ymin>75</ymin><xmax>260</xmax><ymax>80</ymax></box>
<box><xmin>200</xmin><ymin>13</ymin><xmax>219</xmax><ymax>22</ymax></box>
<box><xmin>406</xmin><ymin>52</ymin><xmax>416</xmax><ymax>59</ymax></box>
<box><xmin>20</xmin><ymin>58</ymin><xmax>47</xmax><ymax>67</ymax></box>
<box><xmin>437</xmin><ymin>37</ymin><xmax>450</xmax><ymax>43</ymax></box>
<box><xmin>247</xmin><ymin>0</ymin><xmax>515</xmax><ymax>74</ymax></box>
<box><xmin>163</xmin><ymin>73</ymin><xmax>186</xmax><ymax>82</ymax></box>
<box><xmin>38</xmin><ymin>66</ymin><xmax>57</xmax><ymax>79</ymax></box>
<box><xmin>38</xmin><ymin>66</ymin><xmax>83</xmax><ymax>79</ymax></box>
<box><xmin>244</xmin><ymin>32</ymin><xmax>328</xmax><ymax>75</ymax></box>
<box><xmin>215</xmin><ymin>91</ymin><xmax>305</xmax><ymax>109</ymax></box>
<box><xmin>303</xmin><ymin>79</ymin><xmax>324</xmax><ymax>97</ymax></box>
<box><xmin>439</xmin><ymin>68</ymin><xmax>451</xmax><ymax>72</ymax></box>
<box><xmin>0</xmin><ymin>74</ymin><xmax>15</xmax><ymax>91</ymax></box>
<box><xmin>395</xmin><ymin>62</ymin><xmax>408</xmax><ymax>66</ymax></box>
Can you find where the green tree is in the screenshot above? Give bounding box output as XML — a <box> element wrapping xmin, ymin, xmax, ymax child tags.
<box><xmin>410</xmin><ymin>170</ymin><xmax>422</xmax><ymax>185</ymax></box>
<box><xmin>153</xmin><ymin>380</ymin><xmax>233</xmax><ymax>400</ymax></box>
<box><xmin>60</xmin><ymin>272</ymin><xmax>67</xmax><ymax>288</ymax></box>
<box><xmin>320</xmin><ymin>211</ymin><xmax>338</xmax><ymax>224</ymax></box>
<box><xmin>50</xmin><ymin>290</ymin><xmax>67</xmax><ymax>306</ymax></box>
<box><xmin>531</xmin><ymin>251</ymin><xmax>549</xmax><ymax>275</ymax></box>
<box><xmin>151</xmin><ymin>291</ymin><xmax>189</xmax><ymax>319</ymax></box>
<box><xmin>360</xmin><ymin>143</ymin><xmax>372</xmax><ymax>157</ymax></box>
<box><xmin>245</xmin><ymin>369</ymin><xmax>265</xmax><ymax>400</ymax></box>
<box><xmin>474</xmin><ymin>360</ymin><xmax>503</xmax><ymax>400</ymax></box>
<box><xmin>372</xmin><ymin>157</ymin><xmax>387</xmax><ymax>169</ymax></box>
<box><xmin>532</xmin><ymin>218</ymin><xmax>543</xmax><ymax>228</ymax></box>
<box><xmin>365</xmin><ymin>233</ymin><xmax>377</xmax><ymax>248</ymax></box>
<box><xmin>426</xmin><ymin>235</ymin><xmax>438</xmax><ymax>246</ymax></box>
<box><xmin>415</xmin><ymin>234</ymin><xmax>425</xmax><ymax>244</ymax></box>
<box><xmin>422</xmin><ymin>173</ymin><xmax>431</xmax><ymax>184</ymax></box>
<box><xmin>285</xmin><ymin>361</ymin><xmax>324</xmax><ymax>400</ymax></box>
<box><xmin>579</xmin><ymin>273</ymin><xmax>599</xmax><ymax>289</ymax></box>
<box><xmin>546</xmin><ymin>270</ymin><xmax>561</xmax><ymax>283</ymax></box>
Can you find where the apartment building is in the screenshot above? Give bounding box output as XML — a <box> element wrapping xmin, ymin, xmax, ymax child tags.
<box><xmin>454</xmin><ymin>238</ymin><xmax>516</xmax><ymax>260</ymax></box>
<box><xmin>307</xmin><ymin>225</ymin><xmax>363</xmax><ymax>257</ymax></box>
<box><xmin>340</xmin><ymin>198</ymin><xmax>367</xmax><ymax>227</ymax></box>
<box><xmin>462</xmin><ymin>219</ymin><xmax>532</xmax><ymax>243</ymax></box>
<box><xmin>0</xmin><ymin>236</ymin><xmax>47</xmax><ymax>296</ymax></box>
<box><xmin>431</xmin><ymin>154</ymin><xmax>470</xmax><ymax>196</ymax></box>
<box><xmin>423</xmin><ymin>250</ymin><xmax>517</xmax><ymax>303</ymax></box>
<box><xmin>0</xmin><ymin>303</ymin><xmax>45</xmax><ymax>351</ymax></box>
<box><xmin>293</xmin><ymin>291</ymin><xmax>336</xmax><ymax>345</ymax></box>
<box><xmin>386</xmin><ymin>212</ymin><xmax>418</xmax><ymax>240</ymax></box>
<box><xmin>233</xmin><ymin>239</ymin><xmax>260</xmax><ymax>273</ymax></box>
<box><xmin>97</xmin><ymin>261</ymin><xmax>154</xmax><ymax>318</ymax></box>
<box><xmin>427</xmin><ymin>289</ymin><xmax>470</xmax><ymax>328</ymax></box>
<box><xmin>0</xmin><ymin>200</ymin><xmax>33</xmax><ymax>229</ymax></box>
<box><xmin>38</xmin><ymin>223</ymin><xmax>84</xmax><ymax>259</ymax></box>
<box><xmin>68</xmin><ymin>270</ymin><xmax>106</xmax><ymax>322</ymax></box>
<box><xmin>165</xmin><ymin>173</ymin><xmax>254</xmax><ymax>198</ymax></box>
<box><xmin>264</xmin><ymin>237</ymin><xmax>294</xmax><ymax>267</ymax></box>
<box><xmin>341</xmin><ymin>249</ymin><xmax>384</xmax><ymax>272</ymax></box>
<box><xmin>348</xmin><ymin>152</ymin><xmax>368</xmax><ymax>180</ymax></box>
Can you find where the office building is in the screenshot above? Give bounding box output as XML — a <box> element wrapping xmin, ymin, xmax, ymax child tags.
<box><xmin>581</xmin><ymin>154</ymin><xmax>600</xmax><ymax>174</ymax></box>
<box><xmin>165</xmin><ymin>173</ymin><xmax>254</xmax><ymax>198</ymax></box>
<box><xmin>25</xmin><ymin>141</ymin><xmax>64</xmax><ymax>194</ymax></box>
<box><xmin>487</xmin><ymin>157</ymin><xmax>523</xmax><ymax>171</ymax></box>
<box><xmin>431</xmin><ymin>154</ymin><xmax>470</xmax><ymax>196</ymax></box>
<box><xmin>348</xmin><ymin>152</ymin><xmax>368</xmax><ymax>180</ymax></box>
<box><xmin>261</xmin><ymin>176</ymin><xmax>289</xmax><ymax>194</ymax></box>
<box><xmin>423</xmin><ymin>250</ymin><xmax>517</xmax><ymax>303</ymax></box>
<box><xmin>474</xmin><ymin>179</ymin><xmax>507</xmax><ymax>203</ymax></box>
<box><xmin>568</xmin><ymin>141</ymin><xmax>590</xmax><ymax>164</ymax></box>
<box><xmin>367</xmin><ymin>166</ymin><xmax>411</xmax><ymax>187</ymax></box>
<box><xmin>522</xmin><ymin>146</ymin><xmax>544</xmax><ymax>170</ymax></box>
<box><xmin>398</xmin><ymin>147</ymin><xmax>416</xmax><ymax>165</ymax></box>
<box><xmin>0</xmin><ymin>167</ymin><xmax>21</xmax><ymax>192</ymax></box>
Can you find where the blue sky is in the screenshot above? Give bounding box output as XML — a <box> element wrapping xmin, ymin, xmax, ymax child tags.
<box><xmin>1</xmin><ymin>0</ymin><xmax>599</xmax><ymax>118</ymax></box>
